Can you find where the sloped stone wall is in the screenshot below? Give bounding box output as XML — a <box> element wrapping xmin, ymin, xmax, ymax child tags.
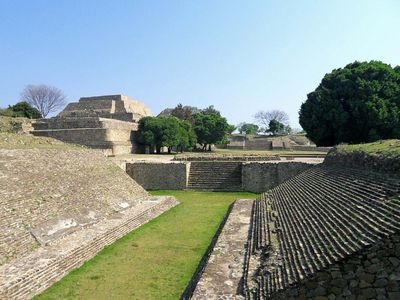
<box><xmin>272</xmin><ymin>233</ymin><xmax>400</xmax><ymax>299</ymax></box>
<box><xmin>0</xmin><ymin>148</ymin><xmax>148</xmax><ymax>266</ymax></box>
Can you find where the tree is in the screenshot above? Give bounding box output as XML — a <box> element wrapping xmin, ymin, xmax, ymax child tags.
<box><xmin>299</xmin><ymin>61</ymin><xmax>400</xmax><ymax>146</ymax></box>
<box><xmin>268</xmin><ymin>119</ymin><xmax>285</xmax><ymax>135</ymax></box>
<box><xmin>170</xmin><ymin>103</ymin><xmax>199</xmax><ymax>125</ymax></box>
<box><xmin>238</xmin><ymin>122</ymin><xmax>259</xmax><ymax>135</ymax></box>
<box><xmin>201</xmin><ymin>105</ymin><xmax>221</xmax><ymax>116</ymax></box>
<box><xmin>138</xmin><ymin>116</ymin><xmax>196</xmax><ymax>153</ymax></box>
<box><xmin>193</xmin><ymin>112</ymin><xmax>233</xmax><ymax>151</ymax></box>
<box><xmin>0</xmin><ymin>102</ymin><xmax>42</xmax><ymax>119</ymax></box>
<box><xmin>20</xmin><ymin>84</ymin><xmax>67</xmax><ymax>118</ymax></box>
<box><xmin>9</xmin><ymin>102</ymin><xmax>41</xmax><ymax>118</ymax></box>
<box><xmin>254</xmin><ymin>110</ymin><xmax>289</xmax><ymax>131</ymax></box>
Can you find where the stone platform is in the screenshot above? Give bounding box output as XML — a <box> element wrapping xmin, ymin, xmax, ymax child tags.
<box><xmin>0</xmin><ymin>196</ymin><xmax>178</xmax><ymax>300</ymax></box>
<box><xmin>191</xmin><ymin>199</ymin><xmax>254</xmax><ymax>299</ymax></box>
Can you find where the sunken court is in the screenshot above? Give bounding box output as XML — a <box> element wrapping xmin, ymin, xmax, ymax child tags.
<box><xmin>2</xmin><ymin>2</ymin><xmax>400</xmax><ymax>299</ymax></box>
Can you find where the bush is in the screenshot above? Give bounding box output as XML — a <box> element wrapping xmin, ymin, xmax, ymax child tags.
<box><xmin>0</xmin><ymin>101</ymin><xmax>42</xmax><ymax>119</ymax></box>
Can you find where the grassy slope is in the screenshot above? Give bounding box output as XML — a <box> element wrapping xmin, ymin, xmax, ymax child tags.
<box><xmin>0</xmin><ymin>116</ymin><xmax>84</xmax><ymax>150</ymax></box>
<box><xmin>336</xmin><ymin>139</ymin><xmax>400</xmax><ymax>157</ymax></box>
<box><xmin>35</xmin><ymin>190</ymin><xmax>257</xmax><ymax>300</ymax></box>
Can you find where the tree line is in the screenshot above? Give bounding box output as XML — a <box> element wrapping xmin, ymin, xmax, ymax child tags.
<box><xmin>236</xmin><ymin>110</ymin><xmax>292</xmax><ymax>136</ymax></box>
<box><xmin>138</xmin><ymin>104</ymin><xmax>235</xmax><ymax>153</ymax></box>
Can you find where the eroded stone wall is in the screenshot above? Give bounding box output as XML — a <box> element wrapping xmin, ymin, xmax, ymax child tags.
<box><xmin>126</xmin><ymin>162</ymin><xmax>190</xmax><ymax>190</ymax></box>
<box><xmin>325</xmin><ymin>149</ymin><xmax>400</xmax><ymax>174</ymax></box>
<box><xmin>242</xmin><ymin>162</ymin><xmax>313</xmax><ymax>193</ymax></box>
<box><xmin>272</xmin><ymin>234</ymin><xmax>400</xmax><ymax>299</ymax></box>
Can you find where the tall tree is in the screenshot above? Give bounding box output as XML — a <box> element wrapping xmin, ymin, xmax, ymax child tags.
<box><xmin>138</xmin><ymin>116</ymin><xmax>196</xmax><ymax>153</ymax></box>
<box><xmin>254</xmin><ymin>110</ymin><xmax>289</xmax><ymax>131</ymax></box>
<box><xmin>299</xmin><ymin>61</ymin><xmax>400</xmax><ymax>146</ymax></box>
<box><xmin>193</xmin><ymin>112</ymin><xmax>234</xmax><ymax>151</ymax></box>
<box><xmin>20</xmin><ymin>84</ymin><xmax>67</xmax><ymax>118</ymax></box>
<box><xmin>268</xmin><ymin>119</ymin><xmax>285</xmax><ymax>135</ymax></box>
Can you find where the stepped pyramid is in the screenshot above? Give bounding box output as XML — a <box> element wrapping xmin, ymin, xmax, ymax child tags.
<box><xmin>31</xmin><ymin>95</ymin><xmax>151</xmax><ymax>155</ymax></box>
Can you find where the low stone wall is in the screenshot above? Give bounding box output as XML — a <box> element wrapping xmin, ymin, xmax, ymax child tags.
<box><xmin>242</xmin><ymin>162</ymin><xmax>313</xmax><ymax>193</ymax></box>
<box><xmin>325</xmin><ymin>149</ymin><xmax>400</xmax><ymax>174</ymax></box>
<box><xmin>272</xmin><ymin>233</ymin><xmax>400</xmax><ymax>299</ymax></box>
<box><xmin>126</xmin><ymin>162</ymin><xmax>190</xmax><ymax>190</ymax></box>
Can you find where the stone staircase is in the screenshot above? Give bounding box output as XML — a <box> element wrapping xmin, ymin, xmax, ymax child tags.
<box><xmin>187</xmin><ymin>162</ymin><xmax>242</xmax><ymax>191</ymax></box>
<box><xmin>244</xmin><ymin>165</ymin><xmax>400</xmax><ymax>298</ymax></box>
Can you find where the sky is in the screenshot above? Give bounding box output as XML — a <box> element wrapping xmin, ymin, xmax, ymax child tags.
<box><xmin>0</xmin><ymin>0</ymin><xmax>399</xmax><ymax>128</ymax></box>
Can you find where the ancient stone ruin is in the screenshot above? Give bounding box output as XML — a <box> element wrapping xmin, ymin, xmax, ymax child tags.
<box><xmin>0</xmin><ymin>147</ymin><xmax>178</xmax><ymax>299</ymax></box>
<box><xmin>190</xmin><ymin>150</ymin><xmax>400</xmax><ymax>299</ymax></box>
<box><xmin>31</xmin><ymin>95</ymin><xmax>151</xmax><ymax>155</ymax></box>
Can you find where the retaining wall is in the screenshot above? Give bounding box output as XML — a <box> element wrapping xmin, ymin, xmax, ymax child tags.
<box><xmin>126</xmin><ymin>162</ymin><xmax>190</xmax><ymax>190</ymax></box>
<box><xmin>325</xmin><ymin>149</ymin><xmax>400</xmax><ymax>174</ymax></box>
<box><xmin>126</xmin><ymin>161</ymin><xmax>313</xmax><ymax>192</ymax></box>
<box><xmin>273</xmin><ymin>233</ymin><xmax>400</xmax><ymax>299</ymax></box>
<box><xmin>242</xmin><ymin>162</ymin><xmax>313</xmax><ymax>193</ymax></box>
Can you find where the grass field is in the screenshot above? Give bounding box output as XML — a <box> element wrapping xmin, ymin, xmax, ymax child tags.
<box><xmin>35</xmin><ymin>190</ymin><xmax>257</xmax><ymax>300</ymax></box>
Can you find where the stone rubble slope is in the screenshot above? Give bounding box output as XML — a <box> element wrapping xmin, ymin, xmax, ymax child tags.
<box><xmin>0</xmin><ymin>148</ymin><xmax>148</xmax><ymax>266</ymax></box>
<box><xmin>245</xmin><ymin>164</ymin><xmax>400</xmax><ymax>298</ymax></box>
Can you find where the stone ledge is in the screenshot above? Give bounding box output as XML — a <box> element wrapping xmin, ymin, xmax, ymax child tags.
<box><xmin>324</xmin><ymin>149</ymin><xmax>400</xmax><ymax>174</ymax></box>
<box><xmin>190</xmin><ymin>199</ymin><xmax>253</xmax><ymax>299</ymax></box>
<box><xmin>0</xmin><ymin>196</ymin><xmax>179</xmax><ymax>300</ymax></box>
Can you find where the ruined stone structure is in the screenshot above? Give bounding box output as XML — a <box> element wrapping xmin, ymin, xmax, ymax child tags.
<box><xmin>0</xmin><ymin>148</ymin><xmax>178</xmax><ymax>299</ymax></box>
<box><xmin>126</xmin><ymin>159</ymin><xmax>314</xmax><ymax>192</ymax></box>
<box><xmin>31</xmin><ymin>95</ymin><xmax>151</xmax><ymax>155</ymax></box>
<box><xmin>227</xmin><ymin>135</ymin><xmax>331</xmax><ymax>152</ymax></box>
<box><xmin>190</xmin><ymin>151</ymin><xmax>400</xmax><ymax>299</ymax></box>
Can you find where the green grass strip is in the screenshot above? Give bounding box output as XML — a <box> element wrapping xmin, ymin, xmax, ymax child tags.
<box><xmin>35</xmin><ymin>190</ymin><xmax>257</xmax><ymax>300</ymax></box>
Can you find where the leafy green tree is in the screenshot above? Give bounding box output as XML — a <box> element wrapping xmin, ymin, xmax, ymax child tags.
<box><xmin>268</xmin><ymin>119</ymin><xmax>285</xmax><ymax>135</ymax></box>
<box><xmin>193</xmin><ymin>112</ymin><xmax>233</xmax><ymax>151</ymax></box>
<box><xmin>138</xmin><ymin>116</ymin><xmax>196</xmax><ymax>153</ymax></box>
<box><xmin>299</xmin><ymin>61</ymin><xmax>400</xmax><ymax>146</ymax></box>
<box><xmin>238</xmin><ymin>123</ymin><xmax>259</xmax><ymax>135</ymax></box>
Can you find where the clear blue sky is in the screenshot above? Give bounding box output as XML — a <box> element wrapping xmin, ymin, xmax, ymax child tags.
<box><xmin>1</xmin><ymin>0</ymin><xmax>399</xmax><ymax>128</ymax></box>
